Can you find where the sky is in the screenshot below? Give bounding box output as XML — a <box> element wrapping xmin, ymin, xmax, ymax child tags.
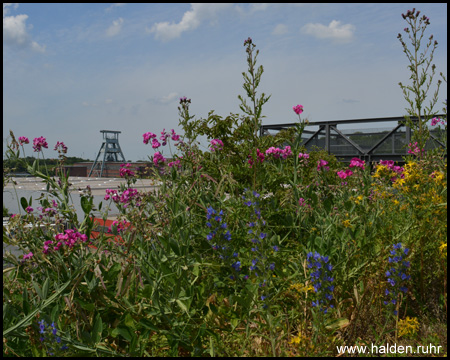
<box><xmin>3</xmin><ymin>3</ymin><xmax>447</xmax><ymax>161</ymax></box>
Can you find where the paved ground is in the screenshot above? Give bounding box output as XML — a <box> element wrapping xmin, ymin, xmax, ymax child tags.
<box><xmin>3</xmin><ymin>176</ymin><xmax>161</xmax><ymax>221</ymax></box>
<box><xmin>4</xmin><ymin>176</ymin><xmax>161</xmax><ymax>196</ymax></box>
<box><xmin>3</xmin><ymin>176</ymin><xmax>161</xmax><ymax>267</ymax></box>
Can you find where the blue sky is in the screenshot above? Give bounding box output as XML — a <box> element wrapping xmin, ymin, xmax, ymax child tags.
<box><xmin>3</xmin><ymin>3</ymin><xmax>447</xmax><ymax>161</ymax></box>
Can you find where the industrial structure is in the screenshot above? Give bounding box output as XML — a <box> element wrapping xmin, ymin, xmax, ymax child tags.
<box><xmin>260</xmin><ymin>115</ymin><xmax>446</xmax><ymax>164</ymax></box>
<box><xmin>88</xmin><ymin>130</ymin><xmax>126</xmax><ymax>177</ymax></box>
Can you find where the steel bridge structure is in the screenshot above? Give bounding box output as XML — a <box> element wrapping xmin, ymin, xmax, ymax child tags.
<box><xmin>260</xmin><ymin>115</ymin><xmax>446</xmax><ymax>164</ymax></box>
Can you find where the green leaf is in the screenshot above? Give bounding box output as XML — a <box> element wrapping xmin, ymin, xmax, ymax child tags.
<box><xmin>3</xmin><ymin>278</ymin><xmax>72</xmax><ymax>337</ymax></box>
<box><xmin>169</xmin><ymin>237</ymin><xmax>180</xmax><ymax>255</ymax></box>
<box><xmin>92</xmin><ymin>313</ymin><xmax>103</xmax><ymax>344</ymax></box>
<box><xmin>22</xmin><ymin>288</ymin><xmax>30</xmax><ymax>316</ymax></box>
<box><xmin>111</xmin><ymin>327</ymin><xmax>132</xmax><ymax>342</ymax></box>
<box><xmin>81</xmin><ymin>196</ymin><xmax>92</xmax><ymax>215</ymax></box>
<box><xmin>325</xmin><ymin>317</ymin><xmax>350</xmax><ymax>331</ymax></box>
<box><xmin>32</xmin><ymin>281</ymin><xmax>43</xmax><ymax>300</ymax></box>
<box><xmin>76</xmin><ymin>298</ymin><xmax>95</xmax><ymax>312</ymax></box>
<box><xmin>20</xmin><ymin>197</ymin><xmax>28</xmax><ymax>211</ymax></box>
<box><xmin>140</xmin><ymin>318</ymin><xmax>159</xmax><ymax>331</ymax></box>
<box><xmin>42</xmin><ymin>278</ymin><xmax>49</xmax><ymax>300</ymax></box>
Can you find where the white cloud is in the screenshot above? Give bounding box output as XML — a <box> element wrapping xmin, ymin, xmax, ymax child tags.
<box><xmin>301</xmin><ymin>20</ymin><xmax>355</xmax><ymax>43</ymax></box>
<box><xmin>272</xmin><ymin>23</ymin><xmax>288</xmax><ymax>35</ymax></box>
<box><xmin>147</xmin><ymin>92</ymin><xmax>180</xmax><ymax>105</ymax></box>
<box><xmin>106</xmin><ymin>17</ymin><xmax>123</xmax><ymax>37</ymax></box>
<box><xmin>3</xmin><ymin>3</ymin><xmax>18</xmax><ymax>17</ymax></box>
<box><xmin>3</xmin><ymin>4</ymin><xmax>45</xmax><ymax>52</ymax></box>
<box><xmin>159</xmin><ymin>92</ymin><xmax>179</xmax><ymax>104</ymax></box>
<box><xmin>105</xmin><ymin>3</ymin><xmax>125</xmax><ymax>12</ymax></box>
<box><xmin>149</xmin><ymin>3</ymin><xmax>232</xmax><ymax>42</ymax></box>
<box><xmin>250</xmin><ymin>3</ymin><xmax>271</xmax><ymax>12</ymax></box>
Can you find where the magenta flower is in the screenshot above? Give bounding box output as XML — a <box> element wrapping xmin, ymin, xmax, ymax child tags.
<box><xmin>32</xmin><ymin>137</ymin><xmax>48</xmax><ymax>152</ymax></box>
<box><xmin>119</xmin><ymin>163</ymin><xmax>135</xmax><ymax>178</ymax></box>
<box><xmin>160</xmin><ymin>129</ymin><xmax>169</xmax><ymax>146</ymax></box>
<box><xmin>43</xmin><ymin>229</ymin><xmax>88</xmax><ymax>254</ymax></box>
<box><xmin>337</xmin><ymin>169</ymin><xmax>353</xmax><ymax>179</ymax></box>
<box><xmin>168</xmin><ymin>157</ymin><xmax>182</xmax><ymax>169</ymax></box>
<box><xmin>153</xmin><ymin>151</ymin><xmax>166</xmax><ymax>166</ymax></box>
<box><xmin>171</xmin><ymin>129</ymin><xmax>180</xmax><ymax>141</ymax></box>
<box><xmin>430</xmin><ymin>117</ymin><xmax>445</xmax><ymax>126</ymax></box>
<box><xmin>151</xmin><ymin>138</ymin><xmax>161</xmax><ymax>149</ymax></box>
<box><xmin>317</xmin><ymin>159</ymin><xmax>329</xmax><ymax>171</ymax></box>
<box><xmin>22</xmin><ymin>252</ymin><xmax>33</xmax><ymax>261</ymax></box>
<box><xmin>298</xmin><ymin>152</ymin><xmax>310</xmax><ymax>160</ymax></box>
<box><xmin>349</xmin><ymin>157</ymin><xmax>365</xmax><ymax>170</ymax></box>
<box><xmin>407</xmin><ymin>142</ymin><xmax>424</xmax><ymax>156</ymax></box>
<box><xmin>54</xmin><ymin>141</ymin><xmax>68</xmax><ymax>154</ymax></box>
<box><xmin>143</xmin><ymin>132</ymin><xmax>157</xmax><ymax>145</ymax></box>
<box><xmin>104</xmin><ymin>189</ymin><xmax>119</xmax><ymax>202</ymax></box>
<box><xmin>265</xmin><ymin>146</ymin><xmax>293</xmax><ymax>159</ymax></box>
<box><xmin>248</xmin><ymin>148</ymin><xmax>265</xmax><ymax>168</ymax></box>
<box><xmin>210</xmin><ymin>139</ymin><xmax>224</xmax><ymax>152</ymax></box>
<box><xmin>293</xmin><ymin>104</ymin><xmax>304</xmax><ymax>115</ymax></box>
<box><xmin>18</xmin><ymin>136</ymin><xmax>29</xmax><ymax>145</ymax></box>
<box><xmin>378</xmin><ymin>160</ymin><xmax>404</xmax><ymax>182</ymax></box>
<box><xmin>25</xmin><ymin>206</ymin><xmax>34</xmax><ymax>213</ymax></box>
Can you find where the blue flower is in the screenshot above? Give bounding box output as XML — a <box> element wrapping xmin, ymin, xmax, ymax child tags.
<box><xmin>384</xmin><ymin>243</ymin><xmax>411</xmax><ymax>315</ymax></box>
<box><xmin>307</xmin><ymin>251</ymin><xmax>334</xmax><ymax>313</ymax></box>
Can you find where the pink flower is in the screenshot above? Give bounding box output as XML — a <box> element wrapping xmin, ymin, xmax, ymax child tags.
<box><xmin>337</xmin><ymin>169</ymin><xmax>353</xmax><ymax>179</ymax></box>
<box><xmin>171</xmin><ymin>129</ymin><xmax>180</xmax><ymax>141</ymax></box>
<box><xmin>22</xmin><ymin>252</ymin><xmax>33</xmax><ymax>262</ymax></box>
<box><xmin>25</xmin><ymin>206</ymin><xmax>34</xmax><ymax>213</ymax></box>
<box><xmin>293</xmin><ymin>104</ymin><xmax>304</xmax><ymax>115</ymax></box>
<box><xmin>151</xmin><ymin>138</ymin><xmax>161</xmax><ymax>149</ymax></box>
<box><xmin>380</xmin><ymin>160</ymin><xmax>394</xmax><ymax>169</ymax></box>
<box><xmin>153</xmin><ymin>151</ymin><xmax>166</xmax><ymax>166</ymax></box>
<box><xmin>160</xmin><ymin>129</ymin><xmax>169</xmax><ymax>146</ymax></box>
<box><xmin>54</xmin><ymin>141</ymin><xmax>68</xmax><ymax>154</ymax></box>
<box><xmin>281</xmin><ymin>145</ymin><xmax>292</xmax><ymax>159</ymax></box>
<box><xmin>431</xmin><ymin>117</ymin><xmax>445</xmax><ymax>126</ymax></box>
<box><xmin>210</xmin><ymin>139</ymin><xmax>224</xmax><ymax>152</ymax></box>
<box><xmin>265</xmin><ymin>146</ymin><xmax>292</xmax><ymax>159</ymax></box>
<box><xmin>18</xmin><ymin>136</ymin><xmax>29</xmax><ymax>145</ymax></box>
<box><xmin>104</xmin><ymin>189</ymin><xmax>119</xmax><ymax>201</ymax></box>
<box><xmin>298</xmin><ymin>198</ymin><xmax>306</xmax><ymax>207</ymax></box>
<box><xmin>143</xmin><ymin>132</ymin><xmax>157</xmax><ymax>145</ymax></box>
<box><xmin>349</xmin><ymin>157</ymin><xmax>365</xmax><ymax>170</ymax></box>
<box><xmin>248</xmin><ymin>148</ymin><xmax>265</xmax><ymax>168</ymax></box>
<box><xmin>32</xmin><ymin>136</ymin><xmax>48</xmax><ymax>152</ymax></box>
<box><xmin>298</xmin><ymin>152</ymin><xmax>309</xmax><ymax>160</ymax></box>
<box><xmin>119</xmin><ymin>163</ymin><xmax>135</xmax><ymax>178</ymax></box>
<box><xmin>168</xmin><ymin>157</ymin><xmax>182</xmax><ymax>169</ymax></box>
<box><xmin>317</xmin><ymin>159</ymin><xmax>329</xmax><ymax>171</ymax></box>
<box><xmin>407</xmin><ymin>142</ymin><xmax>424</xmax><ymax>156</ymax></box>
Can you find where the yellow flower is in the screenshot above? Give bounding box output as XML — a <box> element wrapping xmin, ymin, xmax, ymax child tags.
<box><xmin>342</xmin><ymin>219</ymin><xmax>352</xmax><ymax>228</ymax></box>
<box><xmin>395</xmin><ymin>178</ymin><xmax>405</xmax><ymax>187</ymax></box>
<box><xmin>290</xmin><ymin>283</ymin><xmax>314</xmax><ymax>293</ymax></box>
<box><xmin>354</xmin><ymin>195</ymin><xmax>364</xmax><ymax>205</ymax></box>
<box><xmin>439</xmin><ymin>242</ymin><xmax>447</xmax><ymax>258</ymax></box>
<box><xmin>398</xmin><ymin>316</ymin><xmax>419</xmax><ymax>338</ymax></box>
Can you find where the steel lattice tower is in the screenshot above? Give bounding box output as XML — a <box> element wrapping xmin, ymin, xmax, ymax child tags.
<box><xmin>88</xmin><ymin>130</ymin><xmax>126</xmax><ymax>177</ymax></box>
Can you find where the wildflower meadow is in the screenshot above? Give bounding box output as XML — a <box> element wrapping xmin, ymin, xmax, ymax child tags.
<box><xmin>3</xmin><ymin>9</ymin><xmax>447</xmax><ymax>357</ymax></box>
